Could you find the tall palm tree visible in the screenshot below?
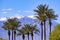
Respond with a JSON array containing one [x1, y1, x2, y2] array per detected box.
[[2, 21, 11, 40], [34, 4, 48, 40], [46, 9, 58, 35], [7, 18, 21, 40], [17, 29, 26, 40]]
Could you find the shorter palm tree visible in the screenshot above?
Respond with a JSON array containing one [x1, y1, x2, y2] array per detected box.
[[23, 24, 30, 40], [17, 28, 26, 40], [12, 18, 21, 40], [30, 25, 40, 40], [23, 24, 40, 40], [2, 21, 11, 40], [7, 18, 21, 40]]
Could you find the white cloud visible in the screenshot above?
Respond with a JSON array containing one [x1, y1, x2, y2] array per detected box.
[[17, 10, 21, 13], [2, 9, 6, 11], [7, 8, 12, 11], [28, 15, 36, 19], [2, 11, 8, 14], [24, 10, 33, 13], [10, 14, 24, 19], [2, 8, 12, 11], [0, 17, 7, 21], [0, 8, 12, 14]]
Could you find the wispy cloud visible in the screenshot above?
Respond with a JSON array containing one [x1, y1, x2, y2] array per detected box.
[[17, 10, 34, 13], [7, 8, 12, 11], [2, 8, 12, 11], [17, 10, 21, 13], [2, 11, 8, 14], [24, 10, 33, 13], [0, 17, 7, 21], [10, 14, 24, 19], [0, 8, 12, 14]]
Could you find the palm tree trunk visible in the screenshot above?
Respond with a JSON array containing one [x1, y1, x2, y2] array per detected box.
[[22, 34, 25, 40], [27, 32, 29, 40], [31, 32, 33, 40], [12, 29, 13, 40], [44, 20, 46, 40], [8, 30, 10, 40], [41, 22, 43, 40], [49, 19, 52, 35], [14, 30, 16, 40]]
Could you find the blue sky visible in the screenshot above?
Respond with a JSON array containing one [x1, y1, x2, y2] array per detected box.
[[0, 0, 60, 23]]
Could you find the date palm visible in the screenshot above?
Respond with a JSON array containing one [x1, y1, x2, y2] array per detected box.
[[24, 24, 40, 40], [7, 18, 14, 40], [23, 24, 30, 40], [17, 29, 26, 40], [34, 4, 48, 40], [2, 20, 11, 40], [7, 18, 21, 40], [12, 18, 21, 40], [30, 25, 39, 40], [46, 9, 58, 35]]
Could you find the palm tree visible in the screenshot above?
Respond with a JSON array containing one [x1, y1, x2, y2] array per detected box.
[[17, 29, 26, 40], [7, 18, 14, 40], [7, 18, 21, 40], [34, 4, 48, 40], [30, 25, 39, 40], [46, 9, 58, 35], [24, 24, 40, 40], [12, 18, 21, 40], [2, 20, 11, 40], [24, 24, 30, 40]]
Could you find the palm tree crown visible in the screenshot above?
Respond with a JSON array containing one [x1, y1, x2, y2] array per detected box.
[[34, 4, 48, 40]]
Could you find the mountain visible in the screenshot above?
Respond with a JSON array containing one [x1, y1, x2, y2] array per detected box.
[[0, 17, 58, 40]]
